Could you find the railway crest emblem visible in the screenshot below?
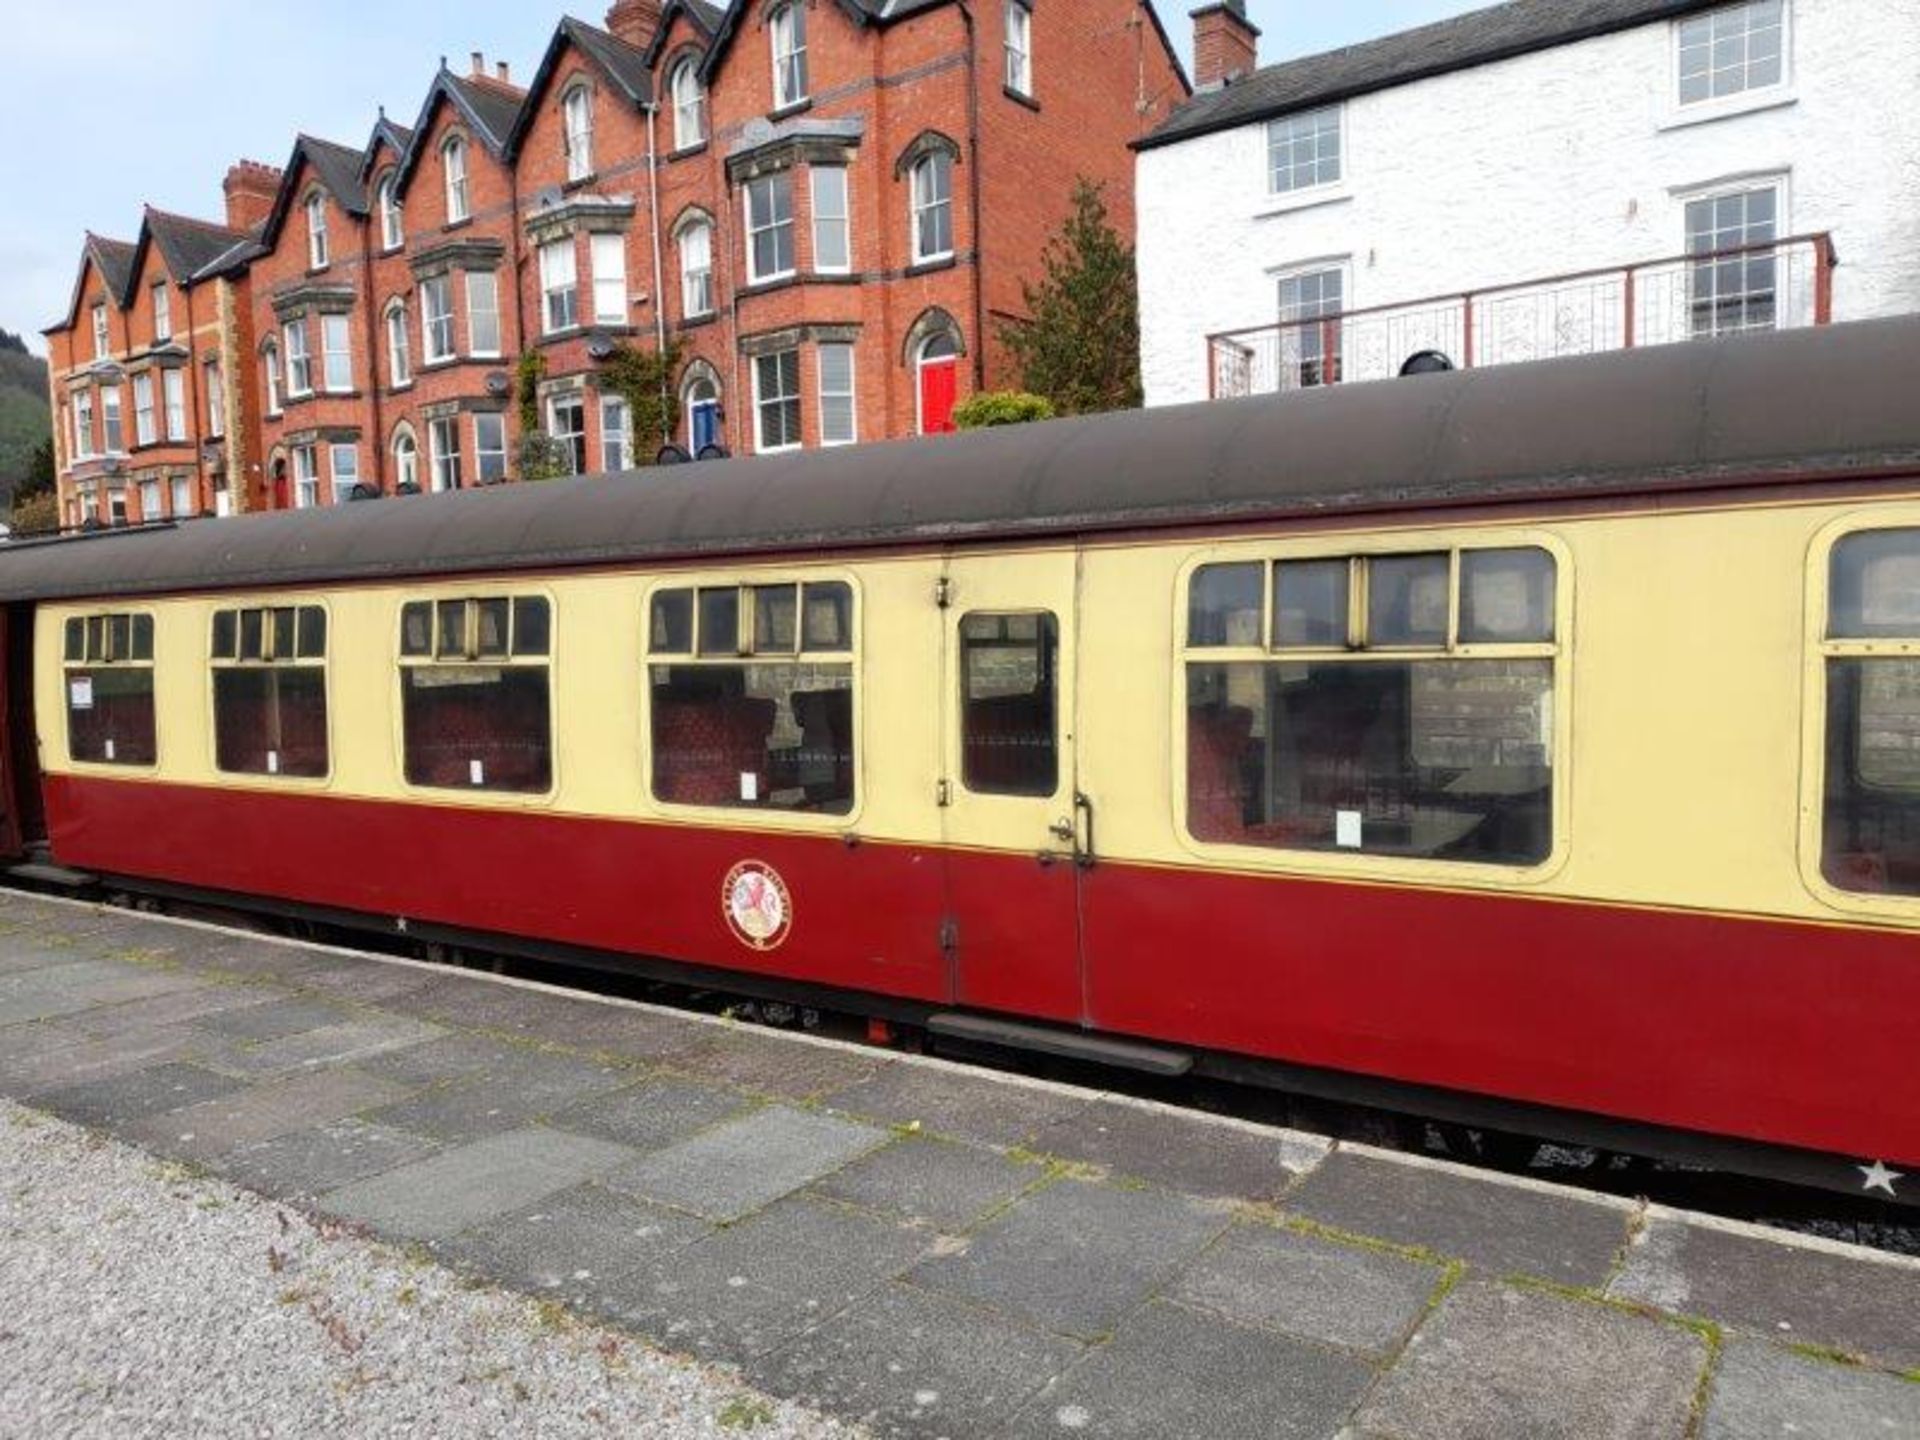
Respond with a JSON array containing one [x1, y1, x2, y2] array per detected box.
[[722, 860, 793, 951]]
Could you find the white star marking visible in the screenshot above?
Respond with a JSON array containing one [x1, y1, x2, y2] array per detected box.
[[1857, 1160, 1903, 1196]]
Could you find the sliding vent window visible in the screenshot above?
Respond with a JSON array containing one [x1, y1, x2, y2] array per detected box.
[[647, 580, 854, 813], [399, 596, 552, 793], [210, 605, 329, 777], [960, 612, 1059, 796], [1184, 548, 1557, 866], [1820, 528, 1920, 896], [64, 612, 156, 766]]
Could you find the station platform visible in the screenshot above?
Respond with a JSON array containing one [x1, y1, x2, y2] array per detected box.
[[1, 890, 1916, 1439]]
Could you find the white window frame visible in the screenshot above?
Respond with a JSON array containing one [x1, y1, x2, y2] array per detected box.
[[591, 232, 628, 325], [379, 174, 404, 250], [1004, 0, 1032, 96], [206, 361, 225, 438], [263, 342, 283, 416], [1673, 0, 1789, 112], [770, 2, 808, 109], [139, 477, 161, 521], [162, 368, 186, 442], [564, 85, 594, 182], [73, 391, 94, 458], [101, 386, 124, 454], [541, 239, 580, 334], [151, 282, 171, 342], [910, 153, 954, 264], [393, 428, 420, 491], [444, 135, 470, 223], [292, 443, 320, 508], [547, 393, 587, 475], [284, 322, 312, 398], [744, 173, 795, 284], [170, 474, 194, 517], [386, 301, 412, 386], [466, 270, 502, 355], [428, 416, 461, 492], [306, 192, 330, 269], [600, 393, 630, 471], [1678, 173, 1789, 336], [421, 276, 456, 362], [132, 373, 156, 447], [321, 313, 353, 393], [817, 341, 855, 447], [679, 219, 714, 318], [1265, 104, 1344, 198], [328, 442, 361, 502], [670, 59, 706, 149], [811, 166, 850, 274], [91, 303, 109, 359], [473, 412, 508, 484], [752, 347, 802, 454], [1271, 261, 1348, 390]]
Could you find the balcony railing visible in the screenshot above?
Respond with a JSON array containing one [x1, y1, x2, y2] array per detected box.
[[1206, 233, 1837, 400]]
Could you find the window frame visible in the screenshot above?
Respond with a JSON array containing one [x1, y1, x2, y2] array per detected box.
[[563, 84, 595, 182], [428, 415, 462, 491], [284, 320, 312, 398], [394, 587, 560, 802], [421, 275, 457, 363], [206, 360, 225, 437], [132, 372, 156, 447], [679, 218, 715, 318], [548, 393, 587, 475], [379, 173, 405, 250], [600, 393, 630, 472], [466, 269, 503, 356], [909, 153, 954, 264], [162, 367, 187, 442], [752, 347, 802, 454], [540, 238, 580, 334], [473, 412, 508, 484], [641, 569, 863, 825], [60, 607, 160, 771], [769, 1, 808, 109], [1673, 0, 1788, 112], [744, 173, 796, 284], [810, 165, 850, 274], [443, 135, 470, 223], [263, 341, 283, 416], [1004, 0, 1032, 96], [590, 232, 628, 326], [817, 341, 855, 447], [306, 192, 330, 269], [206, 599, 335, 785], [670, 58, 706, 149], [386, 299, 413, 386], [320, 313, 353, 393], [1173, 530, 1573, 885], [1265, 104, 1345, 198], [151, 281, 171, 342]]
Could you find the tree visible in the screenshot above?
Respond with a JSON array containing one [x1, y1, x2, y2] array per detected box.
[[999, 179, 1142, 417], [14, 436, 54, 503]]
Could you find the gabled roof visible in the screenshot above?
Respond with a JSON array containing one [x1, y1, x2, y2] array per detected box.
[[259, 134, 372, 248], [395, 64, 528, 191], [128, 208, 253, 296], [506, 17, 654, 157], [1140, 0, 1726, 150], [359, 113, 416, 182], [44, 233, 137, 334]]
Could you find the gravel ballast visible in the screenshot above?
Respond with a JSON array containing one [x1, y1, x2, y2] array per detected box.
[[0, 1099, 862, 1439]]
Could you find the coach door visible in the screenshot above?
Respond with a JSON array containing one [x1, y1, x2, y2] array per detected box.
[[937, 550, 1085, 1023]]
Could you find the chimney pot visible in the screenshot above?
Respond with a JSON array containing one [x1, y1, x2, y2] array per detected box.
[[496, 60, 511, 83], [1190, 0, 1260, 90], [471, 50, 485, 76]]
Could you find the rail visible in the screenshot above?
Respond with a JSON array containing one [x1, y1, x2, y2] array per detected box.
[[1206, 232, 1838, 399]]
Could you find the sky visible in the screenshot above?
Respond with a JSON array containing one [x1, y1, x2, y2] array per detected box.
[[0, 0, 1492, 354]]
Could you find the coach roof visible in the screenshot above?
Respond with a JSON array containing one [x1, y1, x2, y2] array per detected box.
[[4, 317, 1919, 604]]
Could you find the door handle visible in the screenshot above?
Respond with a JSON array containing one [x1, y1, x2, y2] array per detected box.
[[1074, 791, 1096, 870]]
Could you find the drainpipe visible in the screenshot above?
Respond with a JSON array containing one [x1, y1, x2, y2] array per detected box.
[[956, 0, 986, 392], [358, 214, 386, 490], [183, 277, 203, 510], [645, 101, 671, 446]]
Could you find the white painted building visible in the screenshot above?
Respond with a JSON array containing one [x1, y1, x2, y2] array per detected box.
[[1137, 0, 1920, 406]]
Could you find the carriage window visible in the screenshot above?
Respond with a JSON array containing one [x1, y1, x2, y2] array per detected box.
[[64, 611, 157, 766], [1820, 528, 1920, 896], [647, 580, 854, 814], [961, 612, 1058, 796], [1186, 547, 1558, 866], [398, 596, 552, 793], [211, 605, 329, 777]]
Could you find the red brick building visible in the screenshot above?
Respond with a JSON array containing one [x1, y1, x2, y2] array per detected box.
[[46, 0, 1186, 522]]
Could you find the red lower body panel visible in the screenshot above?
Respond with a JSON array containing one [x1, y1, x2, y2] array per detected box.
[[45, 774, 1920, 1168]]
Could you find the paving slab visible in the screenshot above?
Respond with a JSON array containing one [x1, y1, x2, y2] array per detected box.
[[1282, 1148, 1631, 1284], [362, 1049, 636, 1143], [1610, 1215, 1920, 1372], [34, 1060, 248, 1129], [1028, 1097, 1307, 1201], [549, 1076, 753, 1151], [605, 1105, 889, 1222], [190, 994, 358, 1043], [207, 1014, 446, 1079], [491, 993, 712, 1063], [433, 1182, 711, 1310], [753, 1279, 1084, 1439], [1353, 1281, 1708, 1440], [822, 1062, 1092, 1149], [65, 981, 279, 1037], [0, 1023, 204, 1096], [347, 1032, 526, 1087], [318, 1126, 636, 1240], [595, 1195, 931, 1363], [1702, 1338, 1920, 1439], [910, 1178, 1228, 1339], [670, 1032, 889, 1102], [0, 961, 193, 1026], [1171, 1220, 1445, 1357], [1006, 1299, 1375, 1440], [811, 1136, 1040, 1231], [286, 959, 441, 1004], [124, 1067, 414, 1162], [216, 1117, 444, 1201]]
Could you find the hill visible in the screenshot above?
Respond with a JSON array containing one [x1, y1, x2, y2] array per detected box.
[[0, 330, 51, 507]]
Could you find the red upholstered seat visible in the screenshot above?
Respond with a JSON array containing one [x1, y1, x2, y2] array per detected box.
[[1187, 704, 1254, 841], [653, 696, 776, 804]]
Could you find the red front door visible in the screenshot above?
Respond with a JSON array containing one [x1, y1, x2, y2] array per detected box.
[[919, 359, 958, 434]]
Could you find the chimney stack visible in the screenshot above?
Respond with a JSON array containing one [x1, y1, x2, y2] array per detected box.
[[1191, 0, 1260, 90], [606, 0, 664, 50], [223, 160, 283, 233], [470, 50, 485, 77], [496, 60, 512, 84]]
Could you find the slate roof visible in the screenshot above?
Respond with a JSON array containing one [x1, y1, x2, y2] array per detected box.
[[88, 235, 138, 299], [143, 209, 252, 287], [1139, 0, 1729, 150], [507, 18, 653, 155], [359, 114, 416, 180], [300, 135, 374, 215], [446, 72, 528, 152]]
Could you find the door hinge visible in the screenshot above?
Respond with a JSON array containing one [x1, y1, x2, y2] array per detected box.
[[937, 915, 959, 956], [934, 576, 952, 609], [936, 779, 952, 807]]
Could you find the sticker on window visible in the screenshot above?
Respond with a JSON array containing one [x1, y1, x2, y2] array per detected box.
[[740, 771, 759, 802], [1335, 809, 1363, 849], [469, 759, 485, 787], [69, 677, 94, 711]]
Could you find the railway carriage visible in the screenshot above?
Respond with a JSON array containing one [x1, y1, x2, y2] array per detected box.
[[2, 317, 1918, 1203]]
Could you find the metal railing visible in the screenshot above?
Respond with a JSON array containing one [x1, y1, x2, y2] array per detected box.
[[1206, 233, 1837, 399]]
